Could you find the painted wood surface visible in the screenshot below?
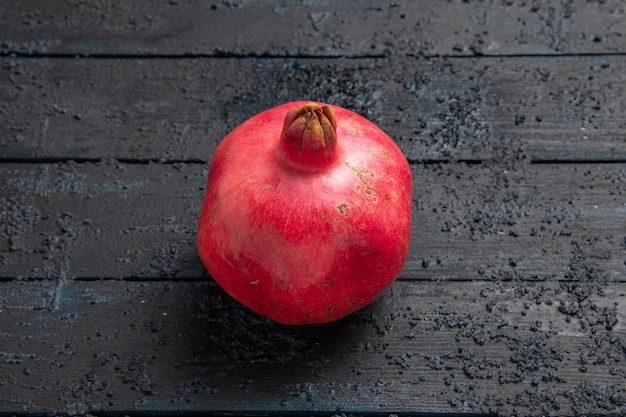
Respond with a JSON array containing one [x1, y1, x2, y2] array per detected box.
[[1, 0, 625, 57], [2, 279, 626, 416], [1, 161, 625, 282], [1, 1, 626, 416], [2, 56, 626, 163]]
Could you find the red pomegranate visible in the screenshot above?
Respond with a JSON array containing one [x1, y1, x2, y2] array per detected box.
[[197, 101, 412, 325]]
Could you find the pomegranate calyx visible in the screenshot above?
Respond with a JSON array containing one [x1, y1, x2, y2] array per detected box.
[[279, 102, 337, 171]]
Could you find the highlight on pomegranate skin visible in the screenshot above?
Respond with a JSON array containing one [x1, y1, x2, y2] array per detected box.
[[197, 101, 413, 325]]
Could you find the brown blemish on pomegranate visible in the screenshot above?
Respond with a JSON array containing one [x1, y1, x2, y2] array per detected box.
[[345, 162, 378, 201], [337, 202, 349, 215]]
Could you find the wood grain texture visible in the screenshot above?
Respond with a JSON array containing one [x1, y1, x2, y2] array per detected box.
[[2, 161, 624, 281], [2, 56, 626, 163], [1, 279, 625, 416], [2, 1, 626, 416], [1, 0, 624, 57]]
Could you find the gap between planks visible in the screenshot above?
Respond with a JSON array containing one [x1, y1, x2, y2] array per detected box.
[[4, 51, 626, 60]]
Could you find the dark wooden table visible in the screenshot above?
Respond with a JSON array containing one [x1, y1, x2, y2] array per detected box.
[[1, 1, 625, 416]]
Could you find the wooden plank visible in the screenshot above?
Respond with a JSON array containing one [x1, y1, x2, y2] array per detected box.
[[481, 56, 626, 163], [2, 161, 624, 281], [0, 56, 495, 163], [3, 55, 626, 164], [1, 279, 625, 416], [0, 161, 207, 280], [1, 0, 624, 57]]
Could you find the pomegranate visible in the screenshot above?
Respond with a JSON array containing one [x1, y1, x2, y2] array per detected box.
[[197, 101, 412, 325]]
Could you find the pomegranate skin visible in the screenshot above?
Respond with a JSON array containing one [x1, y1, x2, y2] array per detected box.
[[197, 101, 412, 325]]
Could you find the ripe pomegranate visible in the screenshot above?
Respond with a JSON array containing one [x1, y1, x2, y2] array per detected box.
[[197, 101, 412, 325]]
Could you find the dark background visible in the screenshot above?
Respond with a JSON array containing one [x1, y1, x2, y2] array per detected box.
[[1, 1, 625, 416]]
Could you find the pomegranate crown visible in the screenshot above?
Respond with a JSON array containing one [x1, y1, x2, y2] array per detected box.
[[278, 102, 337, 171]]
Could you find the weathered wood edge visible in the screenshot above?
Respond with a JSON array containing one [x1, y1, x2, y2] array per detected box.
[[2, 161, 624, 282], [1, 1, 624, 57], [2, 55, 626, 163], [1, 279, 624, 416]]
